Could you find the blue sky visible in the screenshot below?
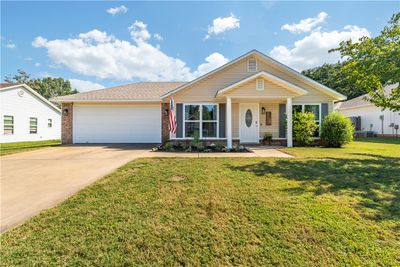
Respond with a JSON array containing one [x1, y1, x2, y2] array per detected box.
[[1, 1, 398, 91]]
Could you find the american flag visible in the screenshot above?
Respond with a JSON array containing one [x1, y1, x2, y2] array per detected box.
[[168, 98, 177, 134]]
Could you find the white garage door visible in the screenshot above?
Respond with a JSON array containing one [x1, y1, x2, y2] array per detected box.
[[73, 105, 161, 143]]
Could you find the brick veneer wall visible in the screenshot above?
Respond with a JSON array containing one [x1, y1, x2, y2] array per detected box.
[[61, 103, 73, 144], [161, 103, 170, 143]]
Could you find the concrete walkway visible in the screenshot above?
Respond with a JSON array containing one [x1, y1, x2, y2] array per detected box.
[[0, 145, 291, 232]]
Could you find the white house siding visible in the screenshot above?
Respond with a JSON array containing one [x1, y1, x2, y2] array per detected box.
[[0, 86, 61, 143], [338, 105, 400, 135]]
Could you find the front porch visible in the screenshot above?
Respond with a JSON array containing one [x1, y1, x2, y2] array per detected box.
[[226, 97, 293, 148]]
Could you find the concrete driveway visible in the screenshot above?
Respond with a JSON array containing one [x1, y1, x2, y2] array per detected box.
[[0, 144, 152, 232]]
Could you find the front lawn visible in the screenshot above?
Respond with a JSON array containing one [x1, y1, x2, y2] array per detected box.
[[0, 140, 60, 156], [1, 139, 399, 265]]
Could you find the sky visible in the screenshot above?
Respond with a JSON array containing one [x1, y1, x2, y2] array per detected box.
[[1, 1, 398, 92]]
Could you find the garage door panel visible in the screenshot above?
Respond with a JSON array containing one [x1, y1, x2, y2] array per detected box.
[[73, 105, 161, 143]]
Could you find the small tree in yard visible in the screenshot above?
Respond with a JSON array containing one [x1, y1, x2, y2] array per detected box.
[[321, 112, 354, 148], [293, 112, 318, 146]]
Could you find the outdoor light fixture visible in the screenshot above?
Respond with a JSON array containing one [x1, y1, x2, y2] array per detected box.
[[63, 108, 69, 116], [261, 107, 266, 114], [164, 109, 169, 116]]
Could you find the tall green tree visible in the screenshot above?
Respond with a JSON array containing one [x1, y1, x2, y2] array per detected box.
[[4, 70, 78, 99], [27, 78, 78, 99], [330, 12, 400, 111], [301, 62, 366, 99]]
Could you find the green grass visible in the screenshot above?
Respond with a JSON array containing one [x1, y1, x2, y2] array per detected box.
[[1, 139, 399, 265], [0, 140, 60, 156]]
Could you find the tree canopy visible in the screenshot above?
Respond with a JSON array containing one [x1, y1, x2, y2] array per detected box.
[[331, 12, 400, 111], [4, 70, 78, 100]]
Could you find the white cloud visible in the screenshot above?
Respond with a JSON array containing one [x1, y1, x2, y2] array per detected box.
[[32, 24, 227, 82], [79, 29, 114, 43], [153, 33, 163, 41], [205, 13, 240, 39], [106, 5, 128, 16], [270, 25, 370, 71], [281, 12, 328, 34], [193, 53, 229, 77], [24, 57, 33, 61], [34, 62, 41, 67], [6, 43, 16, 49], [69, 79, 105, 92], [128, 20, 151, 43]]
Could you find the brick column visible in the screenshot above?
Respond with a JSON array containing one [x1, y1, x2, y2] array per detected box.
[[61, 103, 73, 144], [161, 103, 170, 143]]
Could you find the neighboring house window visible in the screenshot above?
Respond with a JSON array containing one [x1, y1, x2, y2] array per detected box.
[[256, 79, 264, 91], [48, 119, 52, 128], [248, 59, 257, 72], [3, 115, 14, 135], [292, 104, 321, 136], [184, 104, 218, 138], [30, 117, 38, 134]]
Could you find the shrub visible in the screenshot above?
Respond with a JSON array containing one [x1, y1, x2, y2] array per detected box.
[[321, 112, 354, 147], [293, 112, 318, 146]]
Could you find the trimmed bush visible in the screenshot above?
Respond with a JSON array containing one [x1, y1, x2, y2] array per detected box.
[[293, 112, 318, 146], [321, 112, 354, 147]]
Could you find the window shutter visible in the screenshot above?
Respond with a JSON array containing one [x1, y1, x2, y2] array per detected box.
[[176, 103, 183, 138], [279, 104, 286, 138], [321, 103, 328, 122], [256, 79, 264, 90], [248, 59, 257, 72], [219, 104, 226, 138]]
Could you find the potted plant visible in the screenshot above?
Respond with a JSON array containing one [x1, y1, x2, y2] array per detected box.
[[262, 133, 273, 145]]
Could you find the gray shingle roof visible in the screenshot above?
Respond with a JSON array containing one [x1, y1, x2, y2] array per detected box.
[[52, 82, 186, 102], [336, 84, 398, 110]]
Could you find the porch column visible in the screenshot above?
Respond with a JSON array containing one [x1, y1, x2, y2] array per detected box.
[[226, 97, 232, 149], [286, 97, 293, 147]]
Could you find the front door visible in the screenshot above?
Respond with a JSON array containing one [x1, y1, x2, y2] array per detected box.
[[240, 103, 259, 143]]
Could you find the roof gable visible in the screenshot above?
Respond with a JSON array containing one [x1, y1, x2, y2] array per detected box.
[[163, 49, 346, 101], [0, 84, 61, 113]]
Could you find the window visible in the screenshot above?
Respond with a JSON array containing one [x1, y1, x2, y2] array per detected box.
[[265, 112, 272, 126], [248, 59, 257, 72], [3, 115, 14, 135], [256, 79, 264, 90], [292, 104, 320, 137], [48, 119, 52, 128], [184, 104, 218, 138], [30, 117, 38, 134]]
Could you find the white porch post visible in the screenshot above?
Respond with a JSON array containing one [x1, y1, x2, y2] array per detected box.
[[286, 97, 293, 147], [226, 97, 232, 149]]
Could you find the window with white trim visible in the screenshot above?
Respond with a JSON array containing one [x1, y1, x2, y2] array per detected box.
[[184, 104, 218, 138], [293, 104, 320, 137], [256, 79, 264, 90], [3, 115, 14, 135], [30, 117, 38, 134], [248, 59, 257, 72]]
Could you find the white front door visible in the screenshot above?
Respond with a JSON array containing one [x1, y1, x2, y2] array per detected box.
[[240, 103, 259, 143]]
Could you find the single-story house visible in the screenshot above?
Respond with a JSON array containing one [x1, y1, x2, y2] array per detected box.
[[53, 50, 346, 147], [0, 83, 61, 143], [335, 84, 400, 136]]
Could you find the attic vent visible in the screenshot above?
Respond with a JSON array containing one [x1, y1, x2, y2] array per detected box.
[[256, 79, 264, 91], [248, 59, 257, 72]]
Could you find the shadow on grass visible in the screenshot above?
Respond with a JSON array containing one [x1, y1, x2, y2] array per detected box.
[[228, 154, 400, 226]]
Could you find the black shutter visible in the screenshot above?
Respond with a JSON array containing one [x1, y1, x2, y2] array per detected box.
[[176, 103, 183, 138], [321, 103, 328, 122], [219, 104, 226, 138], [279, 104, 286, 138]]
